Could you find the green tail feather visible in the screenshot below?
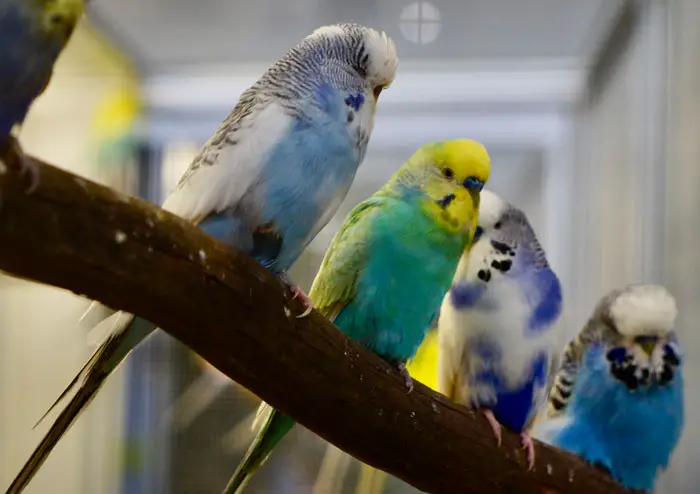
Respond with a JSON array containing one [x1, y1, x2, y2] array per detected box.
[[223, 405, 296, 494]]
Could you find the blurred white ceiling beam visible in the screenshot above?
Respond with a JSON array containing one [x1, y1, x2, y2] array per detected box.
[[142, 57, 585, 114]]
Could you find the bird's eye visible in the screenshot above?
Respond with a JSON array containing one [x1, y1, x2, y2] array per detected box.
[[443, 168, 454, 179], [493, 221, 502, 229], [373, 85, 383, 99], [463, 176, 485, 191]]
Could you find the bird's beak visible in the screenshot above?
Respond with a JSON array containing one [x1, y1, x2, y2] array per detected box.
[[640, 341, 656, 357]]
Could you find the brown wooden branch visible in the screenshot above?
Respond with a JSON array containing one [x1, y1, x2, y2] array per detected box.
[[0, 154, 632, 494]]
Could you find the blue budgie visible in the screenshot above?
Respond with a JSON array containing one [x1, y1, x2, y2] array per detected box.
[[0, 0, 85, 192], [437, 189, 564, 470], [533, 284, 684, 492], [6, 23, 398, 494]]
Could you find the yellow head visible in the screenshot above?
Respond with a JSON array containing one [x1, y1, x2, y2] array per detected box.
[[39, 0, 85, 40], [384, 139, 491, 240]]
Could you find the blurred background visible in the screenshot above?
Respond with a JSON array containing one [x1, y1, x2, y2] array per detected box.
[[1, 0, 698, 492]]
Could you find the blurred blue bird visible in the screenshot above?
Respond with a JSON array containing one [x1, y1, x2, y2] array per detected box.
[[437, 189, 564, 470], [0, 0, 85, 191], [533, 284, 685, 492], [6, 23, 398, 494]]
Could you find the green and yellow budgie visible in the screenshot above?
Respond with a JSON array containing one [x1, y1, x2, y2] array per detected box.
[[225, 138, 491, 493]]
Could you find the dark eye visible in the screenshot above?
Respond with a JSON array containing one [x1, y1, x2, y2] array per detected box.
[[443, 168, 454, 179], [373, 86, 383, 99], [463, 176, 484, 191], [493, 221, 502, 229]]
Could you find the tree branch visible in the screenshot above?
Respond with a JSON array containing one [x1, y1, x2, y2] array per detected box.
[[0, 154, 631, 494]]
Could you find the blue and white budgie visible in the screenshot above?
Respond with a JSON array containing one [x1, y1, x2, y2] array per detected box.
[[437, 189, 563, 470], [6, 23, 398, 494], [0, 0, 86, 192], [533, 284, 684, 492]]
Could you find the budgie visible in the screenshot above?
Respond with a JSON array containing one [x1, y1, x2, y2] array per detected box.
[[437, 189, 563, 470], [533, 284, 684, 492], [6, 23, 398, 494], [0, 0, 85, 192], [225, 138, 491, 494]]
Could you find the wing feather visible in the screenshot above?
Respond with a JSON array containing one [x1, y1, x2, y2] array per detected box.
[[308, 198, 383, 322]]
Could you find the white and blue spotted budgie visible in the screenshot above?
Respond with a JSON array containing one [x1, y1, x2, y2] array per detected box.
[[7, 23, 398, 494], [437, 189, 564, 470], [533, 284, 684, 492]]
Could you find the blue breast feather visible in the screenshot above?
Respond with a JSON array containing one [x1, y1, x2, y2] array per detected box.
[[198, 82, 361, 273], [450, 266, 561, 431], [547, 344, 685, 492], [449, 266, 561, 335], [471, 343, 549, 432], [333, 197, 464, 364], [526, 268, 562, 333]]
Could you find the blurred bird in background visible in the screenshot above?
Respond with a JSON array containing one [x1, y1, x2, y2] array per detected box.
[[225, 139, 490, 494], [437, 189, 564, 470], [0, 0, 86, 192], [533, 284, 685, 492], [6, 22, 398, 494]]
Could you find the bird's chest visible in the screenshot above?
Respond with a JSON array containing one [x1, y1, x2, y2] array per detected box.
[[345, 102, 374, 163], [0, 10, 58, 96], [349, 217, 461, 361]]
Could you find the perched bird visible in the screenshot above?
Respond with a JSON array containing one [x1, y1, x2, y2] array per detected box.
[[6, 23, 398, 494], [533, 284, 684, 492], [437, 190, 563, 470], [0, 0, 86, 191], [225, 138, 491, 493]]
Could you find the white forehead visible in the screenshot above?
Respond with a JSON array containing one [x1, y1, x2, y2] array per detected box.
[[609, 285, 678, 337], [478, 189, 507, 228], [309, 25, 398, 85]]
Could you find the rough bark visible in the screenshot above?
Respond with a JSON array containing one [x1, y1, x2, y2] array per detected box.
[[0, 153, 632, 494]]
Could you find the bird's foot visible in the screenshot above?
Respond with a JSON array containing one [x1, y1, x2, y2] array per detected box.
[[277, 272, 313, 318], [395, 362, 414, 393], [520, 431, 536, 471], [481, 409, 502, 447], [4, 135, 39, 194]]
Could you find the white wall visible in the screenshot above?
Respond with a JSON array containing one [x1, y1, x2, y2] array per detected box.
[[658, 0, 700, 491], [568, 1, 668, 329], [570, 1, 698, 491], [0, 24, 139, 494]]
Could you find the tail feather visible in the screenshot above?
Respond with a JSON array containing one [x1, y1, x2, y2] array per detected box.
[[6, 312, 155, 494], [7, 374, 104, 494], [223, 403, 296, 494], [33, 311, 137, 429]]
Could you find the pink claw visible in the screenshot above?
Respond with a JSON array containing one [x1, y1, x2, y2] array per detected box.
[[521, 431, 536, 471], [396, 362, 414, 393], [482, 409, 502, 447], [289, 284, 313, 318]]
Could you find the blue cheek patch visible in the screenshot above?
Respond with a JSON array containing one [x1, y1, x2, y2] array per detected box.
[[606, 347, 628, 365], [344, 93, 365, 111]]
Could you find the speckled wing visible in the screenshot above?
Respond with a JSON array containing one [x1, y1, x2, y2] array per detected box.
[[545, 319, 602, 418], [308, 197, 384, 322], [161, 99, 293, 225]]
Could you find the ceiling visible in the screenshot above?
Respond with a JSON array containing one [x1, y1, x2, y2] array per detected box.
[[88, 0, 623, 72]]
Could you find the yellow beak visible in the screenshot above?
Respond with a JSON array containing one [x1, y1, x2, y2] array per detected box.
[[640, 341, 656, 357]]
